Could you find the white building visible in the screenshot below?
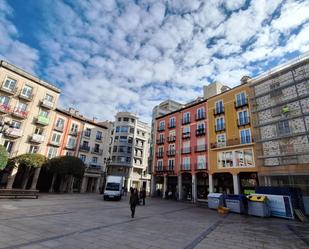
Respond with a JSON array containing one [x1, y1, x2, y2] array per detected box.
[[108, 112, 151, 192]]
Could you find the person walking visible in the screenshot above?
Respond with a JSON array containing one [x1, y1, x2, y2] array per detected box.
[[140, 187, 146, 206], [129, 188, 138, 218]]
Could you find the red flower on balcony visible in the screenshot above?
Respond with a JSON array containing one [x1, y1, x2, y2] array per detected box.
[[14, 109, 28, 118], [0, 104, 10, 112]]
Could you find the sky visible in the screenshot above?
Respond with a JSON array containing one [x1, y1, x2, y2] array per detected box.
[[0, 0, 309, 124]]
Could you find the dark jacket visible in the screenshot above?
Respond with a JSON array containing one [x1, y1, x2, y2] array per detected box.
[[130, 193, 138, 206], [140, 189, 146, 198]]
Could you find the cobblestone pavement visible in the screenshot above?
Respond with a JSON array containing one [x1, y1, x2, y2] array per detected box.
[[0, 194, 308, 249]]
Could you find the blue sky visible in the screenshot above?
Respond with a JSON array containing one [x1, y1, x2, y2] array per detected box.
[[0, 0, 309, 123]]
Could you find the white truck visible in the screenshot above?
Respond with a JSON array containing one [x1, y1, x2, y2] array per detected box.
[[103, 176, 124, 201]]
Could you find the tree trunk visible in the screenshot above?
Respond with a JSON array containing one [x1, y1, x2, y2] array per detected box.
[[21, 167, 30, 189], [30, 167, 41, 190], [68, 175, 74, 193], [6, 167, 18, 189], [60, 175, 68, 193], [49, 173, 56, 193]]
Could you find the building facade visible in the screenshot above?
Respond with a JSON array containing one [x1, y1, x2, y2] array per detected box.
[[207, 81, 258, 195], [108, 112, 151, 192], [47, 108, 109, 193], [153, 99, 208, 202], [0, 60, 60, 157], [249, 54, 309, 195]]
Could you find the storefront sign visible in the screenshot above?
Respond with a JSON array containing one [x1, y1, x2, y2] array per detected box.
[[251, 194, 294, 219]]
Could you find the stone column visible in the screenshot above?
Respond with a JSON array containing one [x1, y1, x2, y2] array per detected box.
[[21, 167, 31, 189], [126, 177, 131, 190], [192, 173, 197, 203], [233, 174, 240, 195], [208, 174, 214, 193], [49, 173, 56, 193], [178, 174, 182, 201], [95, 177, 100, 193], [6, 167, 18, 189], [30, 167, 41, 190], [150, 175, 156, 197], [163, 174, 167, 199], [80, 176, 88, 193]]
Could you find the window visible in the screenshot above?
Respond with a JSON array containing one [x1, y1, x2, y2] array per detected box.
[[66, 151, 73, 156], [0, 95, 10, 105], [11, 120, 21, 129], [34, 127, 43, 135], [182, 157, 190, 170], [29, 145, 39, 154], [218, 149, 254, 168], [119, 136, 127, 142], [277, 120, 291, 135], [84, 128, 91, 137], [168, 159, 174, 170], [82, 140, 89, 147], [197, 107, 205, 119], [197, 155, 206, 169], [51, 132, 61, 145], [123, 117, 129, 122], [182, 141, 190, 153], [197, 122, 205, 132], [235, 92, 247, 107], [131, 118, 135, 123], [113, 146, 117, 152], [4, 140, 14, 153], [39, 109, 48, 117], [157, 160, 163, 171], [21, 85, 33, 98], [159, 121, 165, 130], [47, 147, 57, 159], [16, 102, 28, 112], [183, 126, 190, 134], [44, 94, 54, 103], [56, 118, 65, 129], [120, 126, 129, 132], [240, 129, 251, 144], [169, 117, 176, 127], [71, 123, 78, 133], [216, 117, 225, 131], [196, 138, 206, 151], [238, 110, 249, 125], [114, 136, 119, 141], [118, 117, 121, 122], [168, 143, 175, 151], [183, 112, 190, 124], [217, 134, 226, 147], [96, 131, 102, 140], [128, 137, 133, 143], [159, 133, 164, 143], [115, 126, 120, 132], [129, 127, 134, 133], [92, 157, 98, 164], [67, 137, 76, 148], [3, 78, 16, 91], [270, 82, 282, 97], [215, 100, 224, 113]]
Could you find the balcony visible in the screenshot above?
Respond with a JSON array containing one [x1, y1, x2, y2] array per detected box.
[[165, 166, 174, 173], [79, 145, 90, 152], [195, 144, 207, 152], [156, 152, 164, 158], [96, 136, 103, 142], [181, 164, 191, 171], [181, 147, 191, 154], [0, 104, 11, 114], [237, 117, 250, 127], [157, 126, 165, 132], [41, 99, 54, 109], [108, 160, 132, 167], [19, 92, 33, 102], [83, 131, 91, 138], [235, 98, 248, 108], [195, 112, 206, 121], [156, 138, 165, 145], [4, 128, 22, 138], [12, 108, 28, 119], [30, 134, 45, 143], [36, 115, 50, 125], [182, 118, 190, 125], [49, 140, 60, 147], [167, 150, 176, 157], [91, 148, 103, 155], [66, 144, 76, 150], [210, 138, 253, 149], [182, 132, 190, 139], [0, 85, 17, 95], [168, 136, 176, 142], [194, 163, 207, 171], [168, 123, 176, 129], [86, 164, 102, 172], [215, 124, 225, 132], [213, 107, 224, 116], [69, 130, 78, 136], [196, 128, 206, 136], [54, 125, 64, 132], [155, 166, 164, 172]]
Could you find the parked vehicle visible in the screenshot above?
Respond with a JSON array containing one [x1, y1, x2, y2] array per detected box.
[[103, 176, 124, 201]]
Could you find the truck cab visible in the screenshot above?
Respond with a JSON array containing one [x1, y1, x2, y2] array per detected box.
[[103, 176, 123, 201]]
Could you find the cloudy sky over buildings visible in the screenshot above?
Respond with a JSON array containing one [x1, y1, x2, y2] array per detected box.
[[0, 0, 308, 123]]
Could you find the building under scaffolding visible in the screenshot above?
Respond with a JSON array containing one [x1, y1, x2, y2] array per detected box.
[[249, 53, 309, 195]]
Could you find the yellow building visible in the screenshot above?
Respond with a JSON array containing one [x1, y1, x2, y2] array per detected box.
[[206, 80, 258, 194]]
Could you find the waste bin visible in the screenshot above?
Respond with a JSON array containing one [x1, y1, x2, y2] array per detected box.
[[225, 195, 247, 214], [247, 195, 271, 217], [208, 193, 224, 209]]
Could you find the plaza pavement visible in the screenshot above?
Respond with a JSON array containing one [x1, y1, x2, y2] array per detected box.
[[0, 194, 308, 249]]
